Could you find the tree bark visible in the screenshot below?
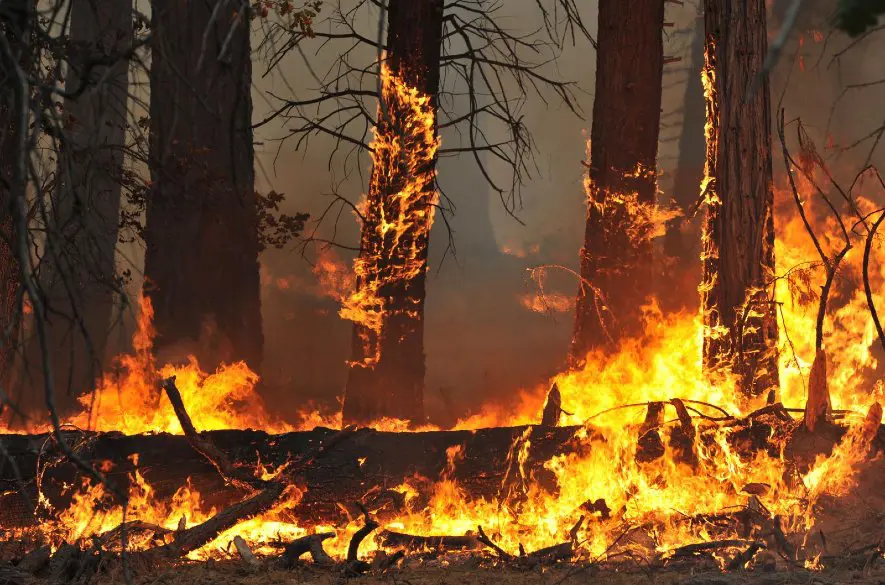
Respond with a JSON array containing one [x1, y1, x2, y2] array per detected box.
[[570, 0, 665, 364], [342, 0, 444, 426], [701, 0, 779, 398], [21, 0, 132, 415], [0, 1, 32, 392], [662, 13, 706, 310], [144, 0, 263, 374]]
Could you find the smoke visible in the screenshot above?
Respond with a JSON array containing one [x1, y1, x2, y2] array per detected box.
[[150, 0, 885, 424]]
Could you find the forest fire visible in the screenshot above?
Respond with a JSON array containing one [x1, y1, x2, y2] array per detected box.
[[2, 166, 884, 572], [2, 0, 885, 582]]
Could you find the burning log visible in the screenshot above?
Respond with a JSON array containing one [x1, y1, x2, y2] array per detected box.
[[0, 424, 583, 529]]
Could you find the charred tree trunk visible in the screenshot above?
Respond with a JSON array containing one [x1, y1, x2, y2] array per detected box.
[[22, 0, 132, 416], [570, 0, 665, 364], [0, 1, 31, 393], [701, 0, 779, 398], [342, 0, 444, 426], [662, 12, 706, 310], [144, 0, 263, 373]]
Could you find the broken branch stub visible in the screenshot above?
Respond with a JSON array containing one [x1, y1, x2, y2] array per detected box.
[[804, 349, 831, 433], [541, 383, 562, 427]]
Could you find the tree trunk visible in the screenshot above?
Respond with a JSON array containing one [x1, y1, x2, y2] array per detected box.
[[701, 0, 779, 398], [570, 0, 665, 364], [0, 1, 31, 396], [662, 13, 706, 310], [22, 0, 131, 416], [342, 0, 444, 426], [144, 0, 263, 373]]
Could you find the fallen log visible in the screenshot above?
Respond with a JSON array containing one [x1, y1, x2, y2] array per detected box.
[[0, 424, 584, 529], [2, 406, 882, 531]]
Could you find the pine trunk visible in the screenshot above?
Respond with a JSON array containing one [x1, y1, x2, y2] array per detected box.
[[144, 0, 263, 373], [0, 2, 31, 393], [701, 0, 779, 398], [22, 0, 131, 415], [570, 0, 665, 363], [342, 0, 444, 426]]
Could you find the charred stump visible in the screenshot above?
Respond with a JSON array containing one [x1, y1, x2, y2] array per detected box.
[[570, 0, 665, 362], [143, 0, 263, 373], [700, 0, 779, 398], [342, 0, 445, 426]]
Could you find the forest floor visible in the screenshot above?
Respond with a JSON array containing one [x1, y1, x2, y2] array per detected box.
[[82, 558, 885, 585]]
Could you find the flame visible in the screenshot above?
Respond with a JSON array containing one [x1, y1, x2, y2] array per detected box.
[[2, 49, 885, 569], [338, 62, 440, 368]]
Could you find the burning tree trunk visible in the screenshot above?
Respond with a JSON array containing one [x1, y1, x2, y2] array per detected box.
[[569, 0, 665, 363], [144, 0, 263, 373], [0, 2, 31, 387], [700, 0, 779, 398], [342, 0, 444, 425], [23, 0, 131, 414]]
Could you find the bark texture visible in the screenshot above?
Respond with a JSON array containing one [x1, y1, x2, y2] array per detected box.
[[342, 0, 445, 426], [23, 0, 131, 415], [0, 2, 31, 390], [570, 0, 665, 363], [144, 0, 262, 373], [701, 0, 779, 398]]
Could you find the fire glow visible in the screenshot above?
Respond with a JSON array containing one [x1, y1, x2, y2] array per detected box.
[[2, 74, 885, 574]]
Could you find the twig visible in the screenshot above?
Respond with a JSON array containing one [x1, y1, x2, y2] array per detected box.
[[347, 503, 379, 563], [476, 525, 513, 560], [863, 210, 885, 354]]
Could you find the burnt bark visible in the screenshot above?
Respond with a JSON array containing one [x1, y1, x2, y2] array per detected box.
[[143, 0, 262, 373], [342, 0, 444, 426], [662, 13, 706, 310], [570, 0, 665, 363], [21, 0, 132, 416], [701, 0, 779, 398]]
